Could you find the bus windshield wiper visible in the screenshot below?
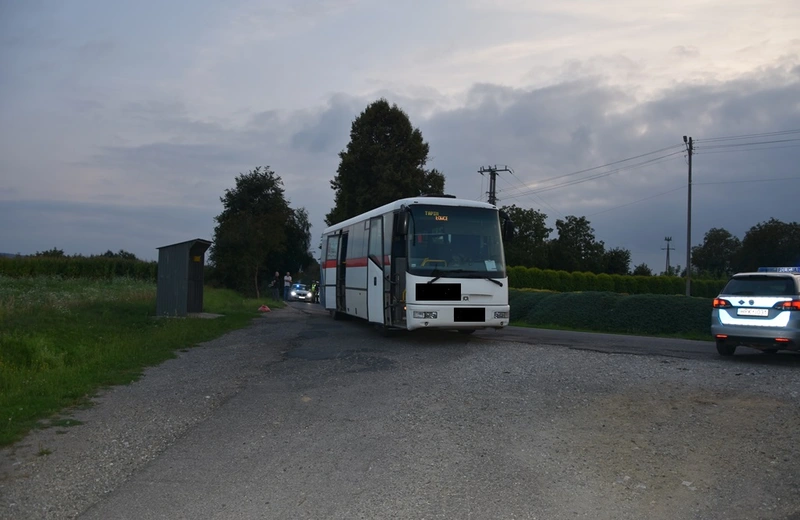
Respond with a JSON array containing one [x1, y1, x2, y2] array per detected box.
[[458, 270, 504, 287], [427, 268, 443, 284], [431, 269, 504, 287]]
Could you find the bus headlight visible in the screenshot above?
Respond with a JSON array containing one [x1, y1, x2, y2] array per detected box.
[[494, 311, 509, 319], [413, 311, 438, 319]]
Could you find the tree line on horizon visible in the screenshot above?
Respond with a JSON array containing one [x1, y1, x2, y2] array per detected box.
[[501, 206, 800, 278], [14, 248, 146, 261]]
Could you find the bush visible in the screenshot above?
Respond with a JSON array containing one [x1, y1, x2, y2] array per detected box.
[[509, 289, 554, 322], [507, 266, 528, 289], [527, 291, 621, 331], [605, 294, 710, 335], [512, 289, 712, 338], [506, 265, 726, 297]]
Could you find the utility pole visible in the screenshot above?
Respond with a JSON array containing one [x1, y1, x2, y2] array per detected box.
[[683, 136, 693, 296], [478, 165, 512, 206], [662, 236, 674, 275]]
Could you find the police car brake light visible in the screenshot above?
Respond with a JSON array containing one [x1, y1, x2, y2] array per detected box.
[[713, 298, 731, 308], [773, 300, 800, 311]]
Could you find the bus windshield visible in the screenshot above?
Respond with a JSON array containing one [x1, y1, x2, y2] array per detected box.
[[406, 204, 507, 278]]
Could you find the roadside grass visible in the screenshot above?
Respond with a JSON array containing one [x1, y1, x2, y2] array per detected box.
[[0, 276, 280, 447]]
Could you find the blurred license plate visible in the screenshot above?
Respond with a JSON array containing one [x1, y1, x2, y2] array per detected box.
[[737, 308, 768, 317]]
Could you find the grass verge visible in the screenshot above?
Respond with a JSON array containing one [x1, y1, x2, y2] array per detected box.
[[0, 276, 280, 447]]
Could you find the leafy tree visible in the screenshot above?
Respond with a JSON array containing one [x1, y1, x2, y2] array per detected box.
[[300, 258, 321, 285], [210, 166, 310, 297], [602, 247, 631, 275], [548, 216, 605, 273], [632, 263, 653, 276], [691, 227, 741, 278], [99, 249, 138, 261], [326, 99, 445, 225], [500, 204, 551, 268], [268, 207, 314, 278], [35, 248, 65, 258], [214, 210, 285, 298], [734, 218, 800, 272]]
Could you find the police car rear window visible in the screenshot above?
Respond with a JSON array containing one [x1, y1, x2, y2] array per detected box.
[[723, 276, 796, 296]]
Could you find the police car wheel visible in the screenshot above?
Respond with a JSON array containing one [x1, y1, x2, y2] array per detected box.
[[715, 340, 736, 356]]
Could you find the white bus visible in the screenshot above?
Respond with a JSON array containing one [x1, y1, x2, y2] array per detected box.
[[319, 195, 514, 332]]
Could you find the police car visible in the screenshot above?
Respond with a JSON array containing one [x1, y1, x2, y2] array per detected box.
[[289, 283, 313, 302], [711, 267, 800, 356]]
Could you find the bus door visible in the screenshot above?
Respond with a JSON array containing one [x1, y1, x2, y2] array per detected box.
[[367, 217, 384, 324], [336, 232, 348, 314], [390, 214, 407, 326], [322, 234, 340, 310]]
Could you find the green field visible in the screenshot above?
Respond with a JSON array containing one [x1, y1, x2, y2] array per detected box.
[[0, 276, 282, 447]]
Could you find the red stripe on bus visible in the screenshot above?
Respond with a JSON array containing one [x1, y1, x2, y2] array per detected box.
[[348, 257, 368, 267], [323, 256, 390, 269]]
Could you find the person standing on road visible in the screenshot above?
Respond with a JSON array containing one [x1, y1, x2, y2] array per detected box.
[[283, 272, 292, 301], [271, 271, 281, 301]]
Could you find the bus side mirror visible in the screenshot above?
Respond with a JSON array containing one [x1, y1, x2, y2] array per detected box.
[[503, 219, 515, 243], [394, 211, 409, 236]]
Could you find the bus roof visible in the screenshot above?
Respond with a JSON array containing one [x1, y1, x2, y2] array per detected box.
[[322, 196, 497, 235]]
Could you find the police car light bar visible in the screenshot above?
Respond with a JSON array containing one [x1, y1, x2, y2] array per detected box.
[[757, 267, 800, 273]]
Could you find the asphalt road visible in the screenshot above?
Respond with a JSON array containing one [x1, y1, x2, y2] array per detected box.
[[476, 318, 800, 364], [2, 303, 799, 519]]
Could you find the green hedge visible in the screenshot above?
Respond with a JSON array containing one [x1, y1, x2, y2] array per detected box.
[[507, 266, 726, 298], [510, 289, 712, 337], [0, 257, 157, 281]]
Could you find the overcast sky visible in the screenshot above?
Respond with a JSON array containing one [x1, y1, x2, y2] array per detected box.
[[2, 0, 799, 272]]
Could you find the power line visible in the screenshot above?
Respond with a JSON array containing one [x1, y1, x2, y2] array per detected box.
[[582, 173, 798, 218], [696, 128, 800, 143], [695, 143, 800, 155], [696, 137, 800, 150], [497, 170, 564, 218], [511, 144, 684, 189], [586, 186, 685, 217], [502, 150, 684, 200], [695, 176, 800, 186]]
